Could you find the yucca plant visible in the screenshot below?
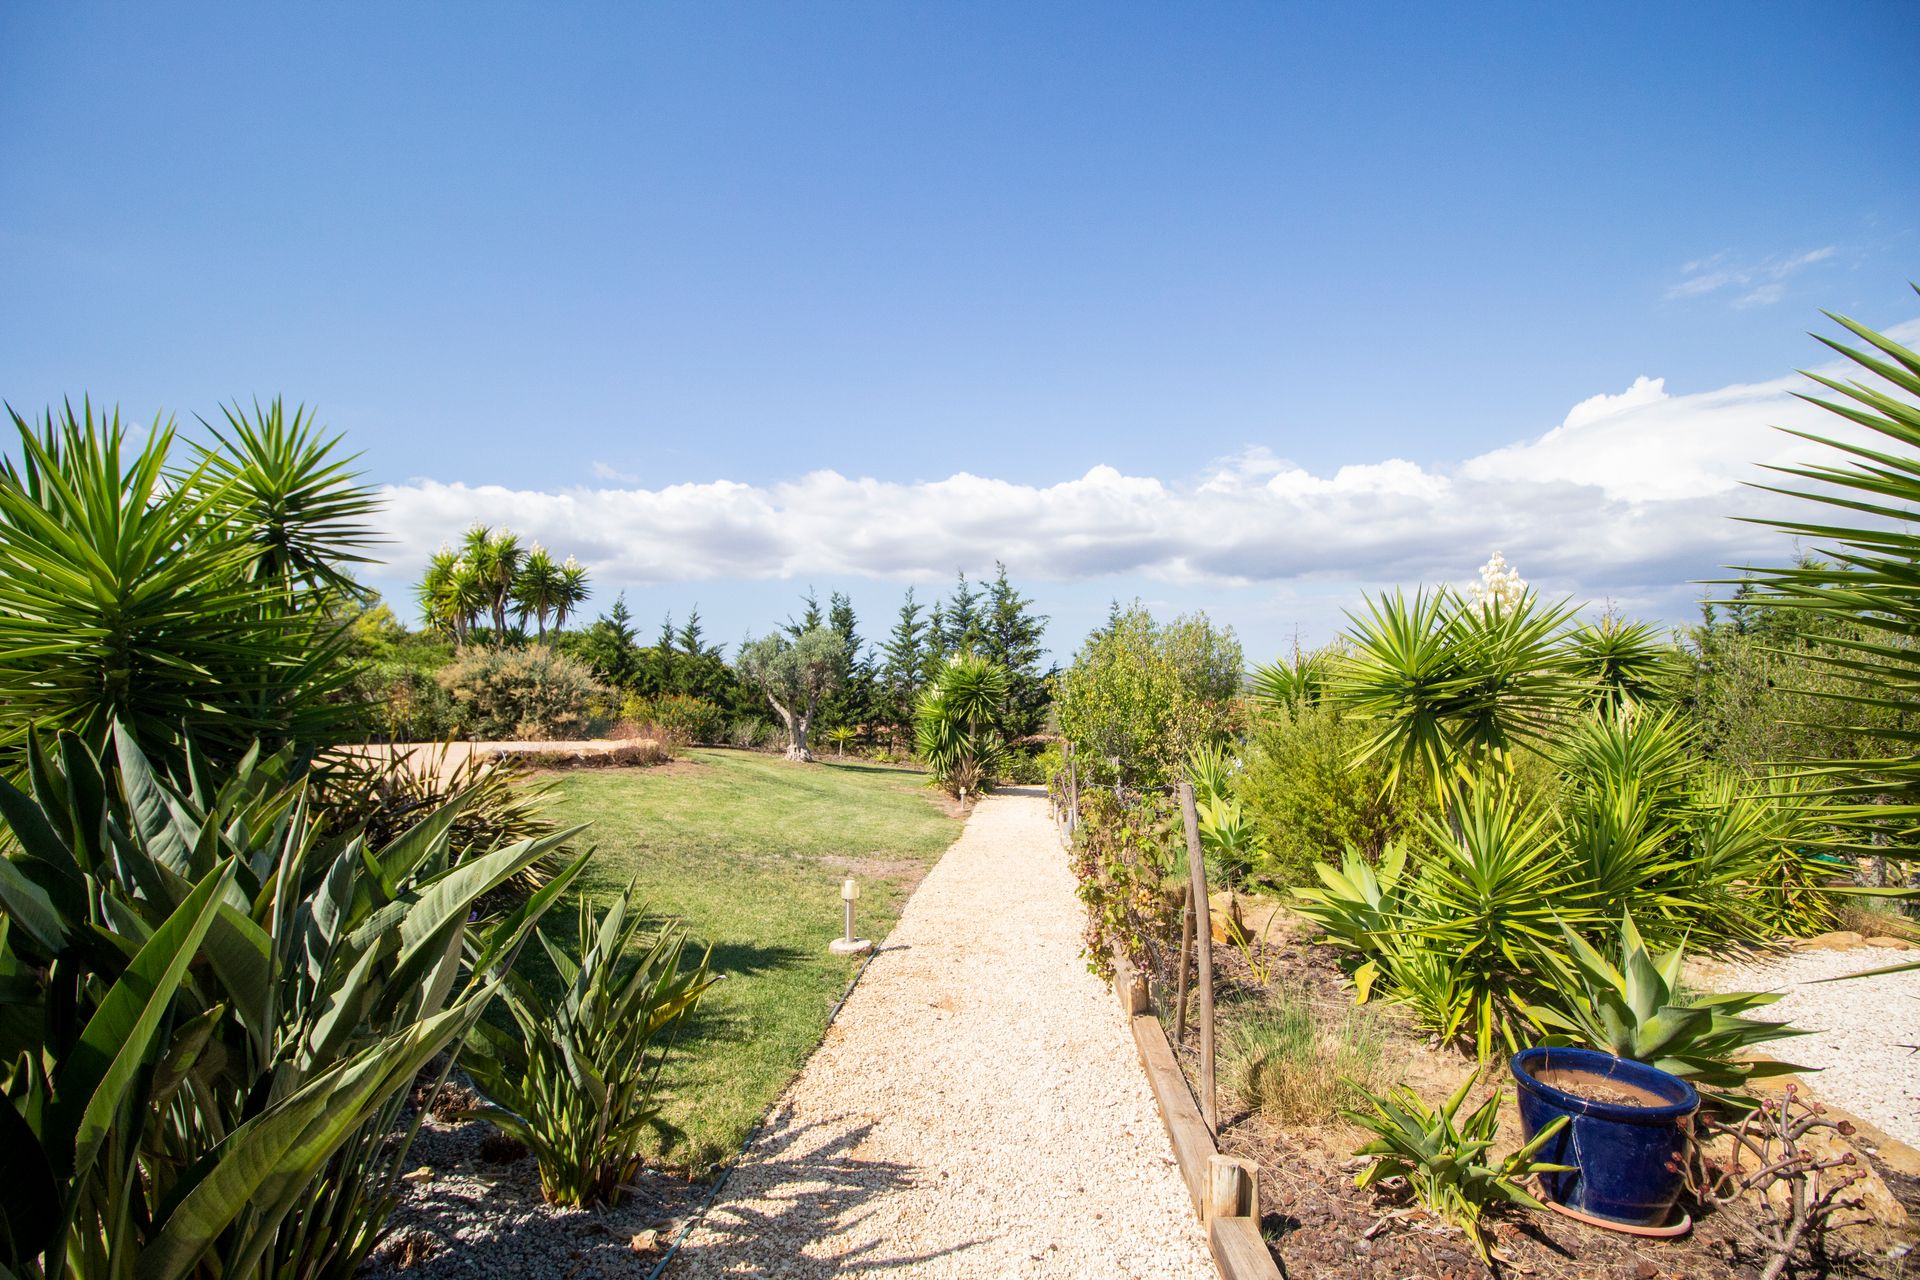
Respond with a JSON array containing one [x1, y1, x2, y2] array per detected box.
[[0, 403, 368, 771], [1401, 782, 1590, 1058], [1564, 616, 1678, 715], [1525, 914, 1808, 1099], [1736, 291, 1920, 857], [916, 654, 1010, 798], [461, 885, 719, 1206], [1293, 841, 1413, 1000], [1332, 587, 1580, 808], [1342, 1071, 1570, 1263], [0, 725, 587, 1280]]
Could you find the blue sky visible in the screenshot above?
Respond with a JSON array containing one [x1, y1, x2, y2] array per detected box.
[[3, 3, 1917, 661]]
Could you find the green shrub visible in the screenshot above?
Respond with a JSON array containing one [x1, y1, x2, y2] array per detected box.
[[727, 716, 777, 749], [1069, 788, 1183, 979], [1224, 991, 1389, 1125], [437, 643, 608, 740], [461, 886, 719, 1206], [1057, 604, 1243, 789], [622, 692, 726, 746], [1343, 1072, 1569, 1264], [1236, 698, 1436, 886], [0, 725, 584, 1280]]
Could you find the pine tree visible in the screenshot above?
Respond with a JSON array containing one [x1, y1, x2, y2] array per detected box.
[[787, 588, 825, 638], [819, 591, 870, 734], [922, 601, 950, 687], [881, 588, 928, 741], [946, 571, 983, 654], [982, 561, 1050, 740], [677, 607, 713, 657]]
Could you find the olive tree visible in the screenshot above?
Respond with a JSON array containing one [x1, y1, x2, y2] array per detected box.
[[735, 625, 843, 761]]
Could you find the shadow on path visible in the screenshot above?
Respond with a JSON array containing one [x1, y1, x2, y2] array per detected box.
[[671, 1109, 984, 1278]]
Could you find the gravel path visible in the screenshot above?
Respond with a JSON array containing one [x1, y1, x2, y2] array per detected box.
[[671, 787, 1214, 1280], [1705, 946, 1920, 1148]]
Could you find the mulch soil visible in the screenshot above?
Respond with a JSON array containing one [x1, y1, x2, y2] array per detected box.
[[1191, 915, 1920, 1280]]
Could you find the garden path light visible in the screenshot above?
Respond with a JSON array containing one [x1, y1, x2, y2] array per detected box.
[[830, 876, 873, 955]]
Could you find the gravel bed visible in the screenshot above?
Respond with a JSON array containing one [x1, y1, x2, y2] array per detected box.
[[671, 787, 1214, 1279], [356, 1090, 705, 1279], [1706, 945, 1920, 1148]]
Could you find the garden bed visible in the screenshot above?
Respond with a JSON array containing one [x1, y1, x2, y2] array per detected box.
[[1188, 906, 1920, 1280]]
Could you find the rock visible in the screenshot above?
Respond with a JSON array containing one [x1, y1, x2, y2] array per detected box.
[[400, 1166, 434, 1184], [1207, 891, 1243, 944], [629, 1229, 661, 1254], [1865, 935, 1918, 950], [1795, 930, 1866, 950]]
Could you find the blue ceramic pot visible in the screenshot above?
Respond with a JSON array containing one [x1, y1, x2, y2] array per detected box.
[[1511, 1046, 1698, 1228]]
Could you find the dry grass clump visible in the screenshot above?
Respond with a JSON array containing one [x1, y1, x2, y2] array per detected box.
[[1224, 987, 1391, 1126]]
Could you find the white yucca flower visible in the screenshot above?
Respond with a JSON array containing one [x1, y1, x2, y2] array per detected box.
[[1467, 550, 1527, 609]]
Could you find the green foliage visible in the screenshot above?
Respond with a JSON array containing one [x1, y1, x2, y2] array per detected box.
[[1236, 693, 1436, 887], [1342, 1072, 1569, 1263], [1224, 989, 1389, 1124], [417, 526, 591, 646], [736, 626, 844, 760], [0, 402, 369, 770], [1331, 587, 1580, 805], [461, 886, 718, 1206], [1565, 616, 1680, 714], [0, 725, 583, 1280], [1737, 295, 1920, 856], [437, 644, 609, 740], [312, 742, 570, 899], [1186, 743, 1267, 880], [916, 654, 1010, 797], [1525, 914, 1808, 1096], [1057, 604, 1243, 788], [623, 692, 727, 746], [1068, 788, 1182, 979], [1397, 782, 1587, 1058]]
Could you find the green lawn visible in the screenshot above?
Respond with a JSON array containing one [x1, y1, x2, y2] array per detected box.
[[540, 748, 961, 1171]]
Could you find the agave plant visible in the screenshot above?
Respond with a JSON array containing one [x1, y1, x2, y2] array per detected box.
[[1525, 914, 1808, 1097], [0, 725, 586, 1280], [1342, 1071, 1569, 1263], [461, 885, 718, 1206]]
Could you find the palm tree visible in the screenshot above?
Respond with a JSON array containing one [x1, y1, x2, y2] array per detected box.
[[514, 544, 564, 640], [461, 525, 525, 641], [554, 556, 590, 634]]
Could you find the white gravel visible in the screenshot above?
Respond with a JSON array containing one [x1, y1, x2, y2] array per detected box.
[[1705, 946, 1920, 1149], [671, 787, 1215, 1280]]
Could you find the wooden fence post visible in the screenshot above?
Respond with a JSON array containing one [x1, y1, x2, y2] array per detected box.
[[1178, 781, 1216, 1133], [1173, 880, 1193, 1042], [1065, 743, 1079, 834]]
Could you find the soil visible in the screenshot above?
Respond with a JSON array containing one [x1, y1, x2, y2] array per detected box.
[[1199, 909, 1920, 1279], [1531, 1067, 1675, 1109]]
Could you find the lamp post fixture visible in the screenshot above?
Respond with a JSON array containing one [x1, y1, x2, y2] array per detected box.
[[829, 877, 873, 955]]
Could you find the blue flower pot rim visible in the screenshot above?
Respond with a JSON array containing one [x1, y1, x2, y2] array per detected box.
[[1511, 1046, 1699, 1124]]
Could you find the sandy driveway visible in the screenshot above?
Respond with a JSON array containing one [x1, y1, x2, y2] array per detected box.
[[672, 787, 1214, 1280]]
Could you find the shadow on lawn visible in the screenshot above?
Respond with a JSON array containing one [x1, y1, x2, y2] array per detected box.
[[671, 1109, 981, 1278]]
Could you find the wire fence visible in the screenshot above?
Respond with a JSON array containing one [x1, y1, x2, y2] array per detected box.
[[1051, 742, 1220, 1131]]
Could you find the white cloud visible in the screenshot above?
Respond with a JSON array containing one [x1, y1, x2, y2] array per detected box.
[[1667, 245, 1838, 305], [590, 460, 639, 482], [372, 321, 1919, 616]]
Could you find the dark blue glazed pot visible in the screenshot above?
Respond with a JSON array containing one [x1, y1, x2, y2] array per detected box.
[[1511, 1047, 1698, 1228]]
